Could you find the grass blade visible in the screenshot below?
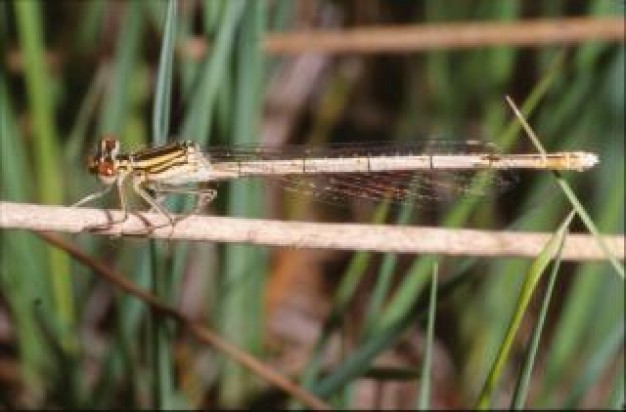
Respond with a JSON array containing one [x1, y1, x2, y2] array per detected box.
[[417, 262, 438, 410], [475, 210, 575, 409], [510, 227, 566, 409], [15, 0, 75, 349], [152, 0, 177, 145], [0, 67, 48, 392], [220, 1, 265, 406], [150, 1, 178, 408], [181, 0, 245, 142]]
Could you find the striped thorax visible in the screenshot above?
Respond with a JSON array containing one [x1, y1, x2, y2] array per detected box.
[[87, 136, 204, 186]]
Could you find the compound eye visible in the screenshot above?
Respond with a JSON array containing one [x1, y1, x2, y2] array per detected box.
[[98, 161, 116, 177]]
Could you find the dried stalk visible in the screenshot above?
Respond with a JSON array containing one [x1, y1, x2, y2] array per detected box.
[[183, 17, 625, 57], [1, 201, 623, 261]]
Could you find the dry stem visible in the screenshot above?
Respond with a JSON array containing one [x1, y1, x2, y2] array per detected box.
[[1, 201, 623, 261], [183, 17, 625, 57]]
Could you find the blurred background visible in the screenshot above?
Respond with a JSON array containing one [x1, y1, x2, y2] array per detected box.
[[0, 0, 624, 409]]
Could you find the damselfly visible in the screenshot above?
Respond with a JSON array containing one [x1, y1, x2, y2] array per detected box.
[[73, 136, 598, 228]]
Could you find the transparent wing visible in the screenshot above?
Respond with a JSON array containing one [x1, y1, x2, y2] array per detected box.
[[204, 139, 501, 162], [263, 169, 516, 209], [201, 139, 517, 208]]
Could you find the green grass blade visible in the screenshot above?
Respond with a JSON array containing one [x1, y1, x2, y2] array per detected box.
[[14, 0, 63, 204], [475, 210, 575, 409], [150, 1, 178, 408], [181, 0, 245, 142], [220, 1, 265, 407], [150, 242, 175, 409], [0, 76, 35, 201], [152, 0, 177, 145], [417, 262, 438, 410], [15, 0, 75, 349], [510, 229, 566, 409], [0, 69, 48, 392]]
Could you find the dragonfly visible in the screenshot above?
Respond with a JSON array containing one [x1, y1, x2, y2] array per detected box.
[[73, 136, 598, 229]]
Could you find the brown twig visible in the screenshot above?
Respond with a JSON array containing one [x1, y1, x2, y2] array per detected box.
[[35, 231, 331, 411], [183, 17, 625, 58], [1, 201, 623, 261]]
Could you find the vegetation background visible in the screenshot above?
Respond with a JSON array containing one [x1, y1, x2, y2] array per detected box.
[[0, 0, 623, 409]]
